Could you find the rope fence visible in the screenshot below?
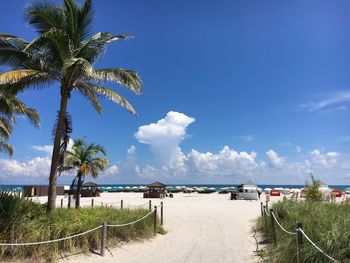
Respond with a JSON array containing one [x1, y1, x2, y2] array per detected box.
[[260, 202, 340, 263], [0, 202, 164, 258]]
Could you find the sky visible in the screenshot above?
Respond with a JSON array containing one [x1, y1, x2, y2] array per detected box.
[[0, 0, 349, 185]]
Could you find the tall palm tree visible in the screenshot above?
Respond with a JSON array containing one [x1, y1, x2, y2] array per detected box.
[[0, 0, 142, 213], [59, 138, 109, 209], [0, 89, 40, 156]]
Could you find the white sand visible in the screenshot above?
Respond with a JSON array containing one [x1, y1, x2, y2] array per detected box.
[[54, 192, 266, 263]]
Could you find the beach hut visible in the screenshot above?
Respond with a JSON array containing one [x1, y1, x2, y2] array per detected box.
[[80, 182, 100, 197], [143, 182, 166, 198], [237, 180, 259, 200], [23, 185, 64, 197]]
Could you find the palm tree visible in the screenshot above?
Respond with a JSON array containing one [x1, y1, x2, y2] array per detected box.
[[59, 138, 109, 209], [0, 0, 142, 213], [0, 89, 40, 156]]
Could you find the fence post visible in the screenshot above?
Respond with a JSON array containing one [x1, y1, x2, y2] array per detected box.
[[149, 200, 152, 211], [263, 205, 268, 240], [266, 200, 269, 211], [68, 194, 71, 209], [91, 199, 94, 207], [260, 202, 263, 217], [61, 198, 63, 208], [296, 222, 303, 263], [153, 206, 157, 236], [160, 202, 163, 226], [100, 222, 107, 257], [121, 200, 123, 210], [270, 209, 276, 245]]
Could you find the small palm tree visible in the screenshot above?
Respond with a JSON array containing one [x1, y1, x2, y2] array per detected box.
[[0, 0, 142, 212], [59, 138, 109, 208], [0, 89, 40, 156]]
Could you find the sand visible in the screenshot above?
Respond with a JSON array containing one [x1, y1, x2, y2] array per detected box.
[[53, 192, 266, 263]]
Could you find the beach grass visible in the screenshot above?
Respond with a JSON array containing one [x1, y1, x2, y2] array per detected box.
[[258, 200, 350, 263], [0, 192, 164, 261]]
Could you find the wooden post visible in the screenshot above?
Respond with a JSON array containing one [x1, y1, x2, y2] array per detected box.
[[270, 209, 276, 245], [60, 198, 63, 208], [149, 200, 152, 211], [100, 222, 107, 257], [68, 195, 71, 209], [153, 206, 157, 236], [263, 205, 268, 239], [160, 202, 163, 226], [260, 202, 263, 217], [265, 200, 269, 211], [296, 222, 303, 263], [121, 200, 123, 210], [91, 199, 94, 207]]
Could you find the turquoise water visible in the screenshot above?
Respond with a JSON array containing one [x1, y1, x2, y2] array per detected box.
[[1, 184, 350, 192]]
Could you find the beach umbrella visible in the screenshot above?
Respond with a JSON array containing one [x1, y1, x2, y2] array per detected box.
[[264, 188, 272, 193]]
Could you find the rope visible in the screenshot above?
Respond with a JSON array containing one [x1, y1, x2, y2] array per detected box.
[[97, 201, 121, 205], [297, 228, 340, 263], [264, 208, 270, 216], [271, 212, 296, 235], [107, 208, 155, 227], [0, 225, 102, 246]]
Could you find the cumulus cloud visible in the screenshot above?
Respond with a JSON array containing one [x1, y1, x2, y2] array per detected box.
[[309, 149, 339, 166], [0, 157, 51, 179], [266, 150, 285, 168], [187, 146, 259, 177], [135, 111, 195, 170]]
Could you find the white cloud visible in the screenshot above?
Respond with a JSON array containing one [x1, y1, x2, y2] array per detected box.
[[101, 165, 119, 177], [32, 145, 53, 155], [187, 146, 259, 177], [266, 149, 285, 168], [309, 149, 339, 166], [296, 145, 302, 153], [135, 111, 195, 169], [301, 91, 350, 112], [0, 157, 51, 179]]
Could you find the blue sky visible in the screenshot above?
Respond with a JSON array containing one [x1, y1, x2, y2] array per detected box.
[[0, 0, 349, 185]]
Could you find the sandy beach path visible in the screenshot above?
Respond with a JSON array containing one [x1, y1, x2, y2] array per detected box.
[[59, 192, 261, 263]]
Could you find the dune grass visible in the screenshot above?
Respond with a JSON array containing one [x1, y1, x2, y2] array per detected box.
[[0, 192, 164, 261], [258, 200, 350, 263]]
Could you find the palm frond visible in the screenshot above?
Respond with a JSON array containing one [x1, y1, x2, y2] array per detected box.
[[0, 48, 28, 68], [0, 117, 12, 139], [75, 82, 102, 113], [76, 32, 128, 63], [25, 2, 66, 34], [0, 70, 42, 84], [94, 68, 142, 94], [88, 83, 137, 115], [0, 140, 14, 156]]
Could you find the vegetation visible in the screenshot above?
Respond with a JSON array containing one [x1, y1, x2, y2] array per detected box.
[[0, 192, 163, 261], [0, 0, 142, 213], [59, 138, 109, 209], [304, 174, 323, 202], [0, 89, 40, 156], [258, 200, 350, 263]]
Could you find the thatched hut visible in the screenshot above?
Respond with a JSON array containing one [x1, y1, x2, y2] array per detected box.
[[143, 182, 166, 198]]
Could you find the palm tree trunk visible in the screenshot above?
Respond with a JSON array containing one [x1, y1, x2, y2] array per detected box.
[[75, 173, 82, 209], [47, 90, 70, 213]]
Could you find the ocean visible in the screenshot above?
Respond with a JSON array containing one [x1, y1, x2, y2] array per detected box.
[[1, 184, 350, 191]]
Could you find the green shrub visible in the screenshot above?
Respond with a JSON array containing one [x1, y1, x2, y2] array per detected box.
[[0, 192, 164, 261], [304, 175, 323, 202], [258, 200, 350, 263]]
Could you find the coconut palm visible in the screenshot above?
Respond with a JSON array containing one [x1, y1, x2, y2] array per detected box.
[[0, 0, 142, 212], [59, 138, 109, 208], [0, 89, 40, 156]]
